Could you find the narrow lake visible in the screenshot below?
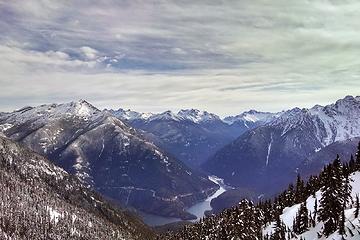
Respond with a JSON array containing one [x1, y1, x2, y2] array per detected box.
[[140, 175, 227, 226], [186, 175, 226, 221]]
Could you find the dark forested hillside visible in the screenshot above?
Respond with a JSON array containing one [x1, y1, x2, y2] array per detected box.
[[0, 136, 155, 239]]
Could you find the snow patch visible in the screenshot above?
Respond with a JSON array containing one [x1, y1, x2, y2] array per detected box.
[[266, 133, 273, 166], [46, 206, 63, 224], [0, 123, 13, 132]]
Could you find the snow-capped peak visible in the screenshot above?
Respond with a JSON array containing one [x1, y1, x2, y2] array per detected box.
[[177, 109, 221, 123], [148, 110, 182, 122], [110, 108, 221, 124], [1, 100, 101, 126], [72, 99, 99, 117], [110, 108, 144, 121], [267, 95, 360, 147], [224, 110, 281, 125], [308, 95, 360, 146], [46, 100, 100, 118], [109, 108, 153, 121]]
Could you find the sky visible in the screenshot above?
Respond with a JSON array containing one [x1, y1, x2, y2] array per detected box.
[[0, 0, 359, 116]]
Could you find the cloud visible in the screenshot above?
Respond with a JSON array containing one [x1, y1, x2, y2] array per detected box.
[[0, 1, 359, 115], [0, 44, 98, 73], [80, 46, 98, 60]]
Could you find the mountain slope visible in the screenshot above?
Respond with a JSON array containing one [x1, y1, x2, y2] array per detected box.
[[300, 137, 360, 177], [204, 96, 360, 195], [0, 136, 154, 239], [0, 101, 217, 220]]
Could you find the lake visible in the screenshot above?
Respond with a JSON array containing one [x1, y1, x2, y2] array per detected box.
[[140, 175, 227, 226]]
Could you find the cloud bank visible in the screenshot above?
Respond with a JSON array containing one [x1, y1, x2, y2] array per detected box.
[[0, 0, 359, 115]]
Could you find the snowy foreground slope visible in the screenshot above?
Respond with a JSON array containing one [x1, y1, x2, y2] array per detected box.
[[264, 171, 360, 240]]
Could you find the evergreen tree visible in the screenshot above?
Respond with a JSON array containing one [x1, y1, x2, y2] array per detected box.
[[295, 174, 305, 203], [354, 194, 359, 218], [343, 173, 352, 206], [313, 198, 318, 226], [356, 142, 360, 171], [306, 175, 319, 197], [350, 154, 355, 166], [285, 184, 295, 206], [271, 214, 286, 240], [293, 203, 309, 234], [318, 157, 345, 236], [338, 206, 346, 236]]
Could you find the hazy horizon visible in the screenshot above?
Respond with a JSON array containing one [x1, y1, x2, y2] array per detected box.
[[1, 94, 359, 118]]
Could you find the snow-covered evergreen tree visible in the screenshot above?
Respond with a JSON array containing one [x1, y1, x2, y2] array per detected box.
[[294, 203, 309, 234], [318, 156, 350, 236]]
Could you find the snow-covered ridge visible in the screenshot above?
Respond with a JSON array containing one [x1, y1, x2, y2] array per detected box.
[[112, 108, 223, 124], [109, 108, 154, 121], [177, 109, 221, 123], [269, 95, 360, 147], [0, 99, 101, 127], [112, 107, 280, 126], [2, 95, 359, 144], [309, 95, 360, 146], [224, 110, 282, 125], [148, 110, 183, 122], [110, 96, 360, 136]]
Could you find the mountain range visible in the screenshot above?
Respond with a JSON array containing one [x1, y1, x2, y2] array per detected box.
[[110, 108, 278, 167], [0, 100, 217, 220], [1, 95, 359, 225]]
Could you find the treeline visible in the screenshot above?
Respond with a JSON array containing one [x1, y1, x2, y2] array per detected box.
[[0, 167, 127, 239], [161, 143, 360, 240]]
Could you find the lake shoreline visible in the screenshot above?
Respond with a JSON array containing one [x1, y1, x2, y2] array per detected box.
[[141, 175, 227, 227]]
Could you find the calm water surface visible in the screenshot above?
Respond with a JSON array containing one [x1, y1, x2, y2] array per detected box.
[[141, 176, 227, 226]]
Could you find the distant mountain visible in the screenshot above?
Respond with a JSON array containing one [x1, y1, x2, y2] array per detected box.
[[111, 108, 241, 167], [203, 96, 360, 195], [224, 109, 281, 130], [177, 109, 222, 124], [111, 108, 276, 167], [0, 100, 217, 220], [0, 136, 154, 239]]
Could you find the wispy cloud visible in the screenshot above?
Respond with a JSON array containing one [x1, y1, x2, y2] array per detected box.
[[0, 0, 359, 115]]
